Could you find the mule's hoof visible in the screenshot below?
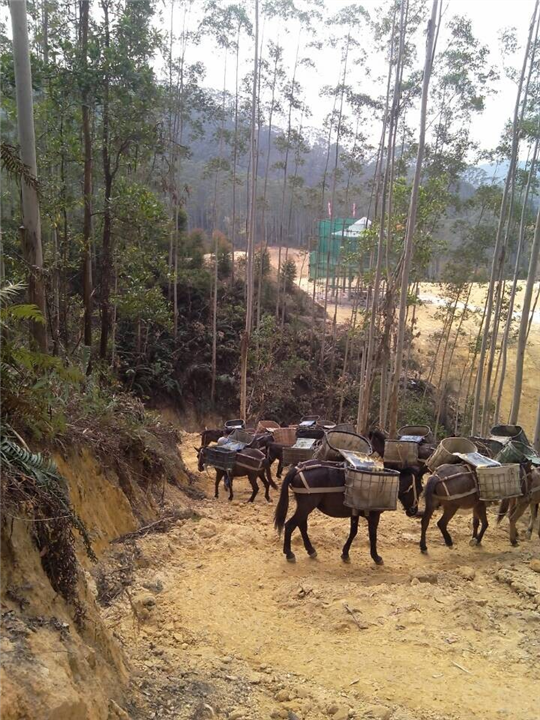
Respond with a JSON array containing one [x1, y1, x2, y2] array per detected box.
[[511, 540, 519, 547], [286, 554, 296, 563], [446, 543, 454, 549], [341, 554, 351, 564], [374, 557, 384, 566], [308, 550, 318, 559], [469, 538, 479, 546], [420, 547, 428, 554]]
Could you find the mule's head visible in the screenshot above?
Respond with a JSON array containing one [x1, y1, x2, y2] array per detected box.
[[368, 428, 387, 458], [398, 469, 423, 517], [194, 446, 204, 472]]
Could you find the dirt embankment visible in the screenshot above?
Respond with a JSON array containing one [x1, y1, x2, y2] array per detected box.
[[1, 443, 192, 720], [92, 434, 540, 720]]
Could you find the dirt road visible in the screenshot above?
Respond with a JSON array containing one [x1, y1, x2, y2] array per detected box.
[[103, 436, 540, 720]]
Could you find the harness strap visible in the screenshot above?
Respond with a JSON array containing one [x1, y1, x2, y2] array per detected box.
[[292, 486, 345, 494], [433, 488, 478, 501]]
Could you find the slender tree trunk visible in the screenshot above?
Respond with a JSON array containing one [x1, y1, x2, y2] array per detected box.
[[240, 0, 259, 421], [510, 205, 540, 422], [534, 395, 540, 452], [9, 0, 47, 352], [494, 133, 539, 422], [230, 25, 241, 287], [471, 0, 539, 433], [81, 0, 93, 353]]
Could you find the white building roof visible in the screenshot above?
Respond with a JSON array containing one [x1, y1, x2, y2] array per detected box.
[[332, 217, 371, 238]]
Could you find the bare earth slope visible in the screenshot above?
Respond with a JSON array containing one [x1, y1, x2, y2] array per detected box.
[[104, 435, 540, 720]]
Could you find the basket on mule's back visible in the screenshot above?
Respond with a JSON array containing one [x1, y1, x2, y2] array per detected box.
[[475, 464, 521, 502], [490, 424, 530, 447], [344, 466, 400, 511], [427, 437, 477, 471], [496, 440, 540, 466], [315, 430, 372, 462], [256, 420, 280, 433], [384, 440, 419, 469], [397, 425, 433, 443], [272, 427, 297, 446]]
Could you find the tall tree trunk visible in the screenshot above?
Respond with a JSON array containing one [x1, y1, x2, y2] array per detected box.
[[510, 205, 540, 423], [534, 395, 540, 452], [387, 0, 439, 437], [240, 0, 259, 421], [471, 0, 539, 433], [99, 0, 112, 360], [230, 25, 241, 287], [80, 0, 93, 353], [9, 0, 47, 352]]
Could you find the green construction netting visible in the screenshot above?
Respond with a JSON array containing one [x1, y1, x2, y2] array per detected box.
[[309, 218, 365, 282]]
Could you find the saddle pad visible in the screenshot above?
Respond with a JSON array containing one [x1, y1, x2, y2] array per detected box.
[[299, 420, 316, 427], [399, 435, 425, 443], [221, 440, 247, 452], [454, 452, 501, 468]]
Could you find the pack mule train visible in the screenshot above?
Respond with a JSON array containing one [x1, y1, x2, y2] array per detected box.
[[197, 446, 277, 502], [274, 460, 422, 565]]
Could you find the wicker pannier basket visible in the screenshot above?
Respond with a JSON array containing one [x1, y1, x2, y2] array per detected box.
[[235, 452, 265, 473], [256, 420, 280, 433], [272, 427, 297, 446], [496, 441, 540, 466], [202, 446, 237, 471], [228, 428, 255, 446], [475, 463, 521, 502], [315, 430, 372, 461], [426, 437, 477, 471], [282, 440, 316, 466], [344, 467, 400, 511], [384, 440, 419, 469], [468, 437, 504, 458], [490, 424, 530, 447], [398, 425, 433, 442], [225, 418, 245, 430]]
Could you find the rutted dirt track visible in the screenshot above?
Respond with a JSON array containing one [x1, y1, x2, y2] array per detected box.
[[105, 435, 540, 720]]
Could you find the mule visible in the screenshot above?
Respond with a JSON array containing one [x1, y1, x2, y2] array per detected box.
[[200, 428, 228, 447], [497, 464, 540, 545], [419, 463, 489, 553], [197, 447, 277, 503], [274, 460, 419, 565]]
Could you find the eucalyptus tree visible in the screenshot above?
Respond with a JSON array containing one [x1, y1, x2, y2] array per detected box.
[[80, 0, 93, 354], [9, 0, 47, 352], [471, 0, 540, 433]]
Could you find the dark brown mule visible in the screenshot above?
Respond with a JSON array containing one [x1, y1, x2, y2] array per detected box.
[[419, 463, 489, 553], [274, 461, 419, 565], [200, 428, 227, 447], [197, 448, 277, 503], [497, 464, 540, 545]]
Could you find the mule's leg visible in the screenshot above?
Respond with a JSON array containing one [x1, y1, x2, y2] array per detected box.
[[341, 516, 359, 563], [471, 503, 489, 546], [507, 499, 527, 545], [437, 505, 458, 547], [247, 474, 259, 503], [227, 472, 234, 501], [259, 471, 271, 502], [529, 502, 540, 539], [277, 457, 283, 479], [298, 518, 317, 558], [283, 511, 300, 562], [420, 505, 434, 553], [367, 512, 384, 565], [215, 470, 223, 499]]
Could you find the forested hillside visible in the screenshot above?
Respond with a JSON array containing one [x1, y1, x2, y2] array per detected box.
[[1, 0, 540, 443]]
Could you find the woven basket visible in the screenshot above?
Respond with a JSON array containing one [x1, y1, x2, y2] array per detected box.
[[300, 415, 320, 424], [317, 419, 336, 430], [344, 467, 400, 511], [225, 418, 245, 430], [235, 452, 264, 473], [475, 463, 521, 502], [272, 427, 297, 446], [468, 437, 504, 458], [490, 424, 530, 447], [496, 441, 540, 465], [427, 437, 477, 471], [385, 440, 419, 469], [202, 446, 237, 471], [334, 423, 357, 433], [228, 428, 255, 446], [315, 430, 372, 462], [256, 420, 280, 433], [398, 425, 433, 442], [282, 445, 316, 466]]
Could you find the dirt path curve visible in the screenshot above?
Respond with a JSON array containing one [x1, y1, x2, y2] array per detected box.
[[103, 435, 540, 720]]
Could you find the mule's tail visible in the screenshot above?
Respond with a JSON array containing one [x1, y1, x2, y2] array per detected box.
[[496, 498, 510, 524], [274, 466, 296, 535]]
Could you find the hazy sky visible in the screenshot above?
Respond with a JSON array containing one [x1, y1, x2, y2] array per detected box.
[[177, 0, 537, 156]]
